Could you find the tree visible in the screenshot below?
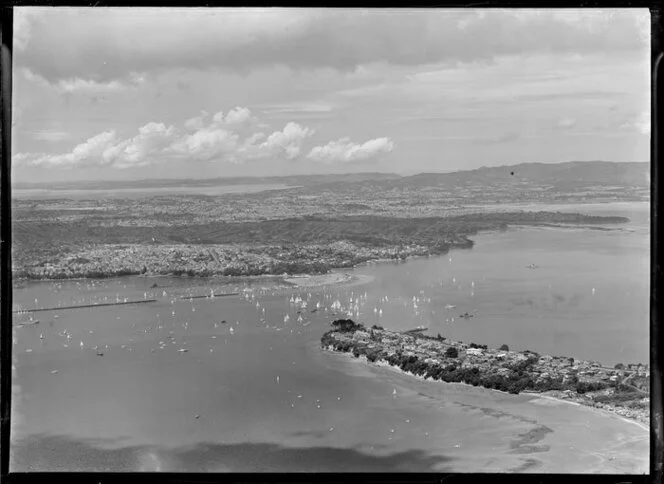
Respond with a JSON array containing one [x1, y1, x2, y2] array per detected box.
[[445, 347, 459, 358], [331, 319, 364, 333], [499, 344, 509, 351], [614, 363, 625, 370]]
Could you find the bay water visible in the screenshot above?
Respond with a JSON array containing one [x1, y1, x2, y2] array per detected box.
[[10, 202, 649, 472]]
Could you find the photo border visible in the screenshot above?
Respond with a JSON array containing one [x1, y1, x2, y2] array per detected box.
[[0, 2, 660, 483]]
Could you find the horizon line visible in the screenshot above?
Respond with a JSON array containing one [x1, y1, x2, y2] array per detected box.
[[12, 159, 650, 188]]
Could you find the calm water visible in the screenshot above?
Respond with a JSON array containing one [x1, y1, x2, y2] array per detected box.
[[10, 202, 649, 472]]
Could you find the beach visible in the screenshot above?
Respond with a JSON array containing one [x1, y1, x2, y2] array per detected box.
[[318, 348, 649, 474], [283, 272, 375, 289]]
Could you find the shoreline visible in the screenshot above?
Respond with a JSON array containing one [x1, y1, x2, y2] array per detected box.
[[530, 394, 649, 432], [13, 270, 375, 292], [320, 323, 650, 429], [13, 210, 631, 283], [325, 347, 649, 433]]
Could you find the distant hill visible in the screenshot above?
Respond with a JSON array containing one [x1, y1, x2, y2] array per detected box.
[[12, 172, 402, 191], [392, 161, 650, 189], [12, 161, 649, 192]]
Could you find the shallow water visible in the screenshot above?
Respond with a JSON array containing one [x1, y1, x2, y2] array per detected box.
[[10, 202, 649, 472]]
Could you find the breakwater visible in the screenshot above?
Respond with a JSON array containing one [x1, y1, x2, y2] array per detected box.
[[13, 299, 158, 313], [179, 293, 239, 299]]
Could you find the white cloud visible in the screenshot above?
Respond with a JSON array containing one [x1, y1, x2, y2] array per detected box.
[[307, 137, 394, 163], [58, 78, 124, 93], [184, 111, 209, 131], [169, 127, 239, 162], [13, 107, 337, 169], [15, 130, 118, 169], [256, 122, 314, 160], [212, 110, 226, 125], [224, 106, 253, 125], [14, 124, 179, 170], [105, 122, 177, 168], [12, 152, 39, 167], [205, 107, 254, 127]]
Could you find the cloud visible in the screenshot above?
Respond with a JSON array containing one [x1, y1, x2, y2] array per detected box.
[[15, 8, 648, 84], [31, 129, 70, 142], [15, 130, 118, 169], [14, 8, 44, 51], [22, 68, 144, 93], [184, 111, 209, 131], [104, 122, 178, 168], [169, 126, 239, 163], [203, 107, 255, 127], [13, 107, 322, 168], [555, 118, 577, 129], [618, 111, 650, 134], [307, 137, 394, 163], [255, 122, 315, 160], [224, 106, 253, 125]]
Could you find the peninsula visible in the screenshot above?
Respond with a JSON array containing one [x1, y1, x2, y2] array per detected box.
[[321, 320, 650, 427]]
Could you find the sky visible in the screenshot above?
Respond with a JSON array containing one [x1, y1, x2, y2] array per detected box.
[[11, 8, 650, 183]]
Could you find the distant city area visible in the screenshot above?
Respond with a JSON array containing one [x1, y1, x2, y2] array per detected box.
[[11, 161, 647, 281]]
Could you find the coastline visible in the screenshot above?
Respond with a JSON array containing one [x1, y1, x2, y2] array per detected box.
[[530, 394, 649, 432], [320, 324, 650, 429], [283, 272, 354, 287], [13, 210, 630, 283], [325, 347, 650, 437], [13, 270, 375, 292]]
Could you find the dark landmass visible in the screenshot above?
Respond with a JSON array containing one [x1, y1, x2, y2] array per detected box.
[[12, 212, 628, 280], [321, 320, 649, 425]]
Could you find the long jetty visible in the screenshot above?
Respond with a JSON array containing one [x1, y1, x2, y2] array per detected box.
[[180, 293, 239, 300], [13, 299, 158, 313]]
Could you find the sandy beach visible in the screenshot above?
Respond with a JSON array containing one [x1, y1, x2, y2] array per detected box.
[[283, 272, 374, 289], [322, 349, 650, 474], [530, 394, 650, 432]]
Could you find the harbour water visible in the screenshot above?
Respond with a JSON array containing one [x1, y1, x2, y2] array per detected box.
[[10, 202, 650, 472]]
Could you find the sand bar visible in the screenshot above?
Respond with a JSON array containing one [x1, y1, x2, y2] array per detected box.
[[283, 272, 374, 288]]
